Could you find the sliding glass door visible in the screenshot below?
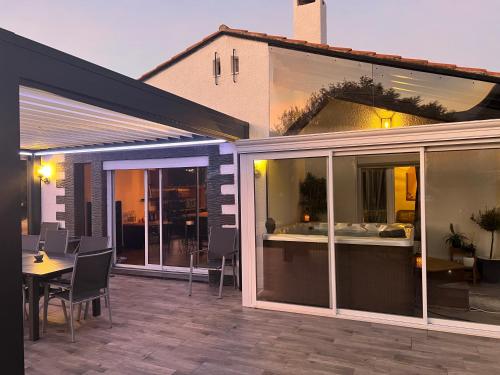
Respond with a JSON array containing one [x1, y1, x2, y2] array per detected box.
[[113, 166, 207, 271], [161, 167, 208, 269]]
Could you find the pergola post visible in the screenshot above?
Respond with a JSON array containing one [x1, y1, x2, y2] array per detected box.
[[0, 54, 25, 372]]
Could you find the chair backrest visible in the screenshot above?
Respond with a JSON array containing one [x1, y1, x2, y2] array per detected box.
[[208, 227, 237, 260], [71, 248, 113, 299], [78, 236, 109, 253], [44, 229, 68, 256], [40, 222, 60, 242], [22, 235, 40, 252]]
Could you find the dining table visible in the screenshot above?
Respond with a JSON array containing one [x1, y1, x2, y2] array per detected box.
[[22, 251, 101, 341]]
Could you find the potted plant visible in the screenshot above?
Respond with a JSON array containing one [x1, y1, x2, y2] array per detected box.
[[461, 242, 476, 268], [444, 223, 467, 250], [299, 173, 327, 222], [471, 207, 500, 283]]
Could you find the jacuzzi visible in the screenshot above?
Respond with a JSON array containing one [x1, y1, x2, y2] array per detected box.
[[263, 222, 414, 247]]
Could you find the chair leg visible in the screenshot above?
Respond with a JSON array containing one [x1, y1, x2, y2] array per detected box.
[[106, 290, 113, 328], [43, 285, 49, 333], [84, 301, 90, 320], [218, 256, 225, 299], [232, 255, 237, 289], [188, 253, 194, 296], [69, 303, 75, 343], [77, 303, 82, 322], [61, 300, 68, 326]]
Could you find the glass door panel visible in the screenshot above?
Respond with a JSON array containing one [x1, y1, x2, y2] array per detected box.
[[114, 169, 145, 266], [253, 157, 330, 308], [162, 167, 207, 268], [147, 169, 160, 265], [333, 153, 422, 317]]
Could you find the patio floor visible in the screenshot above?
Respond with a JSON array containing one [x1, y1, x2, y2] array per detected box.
[[24, 275, 500, 375]]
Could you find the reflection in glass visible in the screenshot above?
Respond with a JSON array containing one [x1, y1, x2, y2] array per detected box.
[[333, 153, 422, 317], [254, 157, 329, 308], [162, 167, 207, 268], [115, 169, 145, 266], [269, 47, 500, 137], [147, 169, 160, 265], [426, 149, 500, 325]]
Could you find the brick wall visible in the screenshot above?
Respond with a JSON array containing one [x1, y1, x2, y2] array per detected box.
[[57, 144, 237, 238]]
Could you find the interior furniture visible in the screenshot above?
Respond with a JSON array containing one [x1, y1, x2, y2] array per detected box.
[[188, 227, 237, 298], [44, 229, 69, 256], [425, 257, 470, 309], [22, 251, 100, 341], [39, 222, 60, 243], [43, 248, 113, 342]]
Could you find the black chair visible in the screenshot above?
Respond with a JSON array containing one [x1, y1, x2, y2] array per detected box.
[[77, 236, 109, 253], [188, 227, 237, 298], [39, 222, 60, 243], [43, 248, 113, 342], [22, 234, 40, 252], [44, 229, 68, 256]]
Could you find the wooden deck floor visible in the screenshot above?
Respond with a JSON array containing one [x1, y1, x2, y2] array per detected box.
[[25, 275, 500, 375]]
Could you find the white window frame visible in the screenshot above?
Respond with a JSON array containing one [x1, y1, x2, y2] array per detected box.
[[238, 118, 500, 339]]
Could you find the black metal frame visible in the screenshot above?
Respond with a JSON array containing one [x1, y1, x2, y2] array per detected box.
[[0, 26, 248, 371]]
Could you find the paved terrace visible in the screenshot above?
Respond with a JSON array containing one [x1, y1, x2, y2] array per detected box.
[[25, 275, 500, 375]]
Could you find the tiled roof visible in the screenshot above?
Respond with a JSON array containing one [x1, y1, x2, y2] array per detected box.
[[140, 24, 500, 82]]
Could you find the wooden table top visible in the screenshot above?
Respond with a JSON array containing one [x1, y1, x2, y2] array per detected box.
[[22, 251, 74, 277], [426, 257, 467, 272]]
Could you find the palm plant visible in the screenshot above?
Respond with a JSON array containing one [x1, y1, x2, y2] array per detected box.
[[444, 223, 467, 249], [471, 207, 500, 259]]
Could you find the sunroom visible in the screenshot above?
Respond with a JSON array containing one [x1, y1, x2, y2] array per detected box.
[[238, 46, 500, 338]]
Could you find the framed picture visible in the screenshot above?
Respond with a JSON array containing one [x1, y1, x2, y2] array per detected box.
[[406, 169, 417, 201]]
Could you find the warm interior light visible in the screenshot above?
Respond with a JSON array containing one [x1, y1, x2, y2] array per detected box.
[[381, 118, 392, 129], [254, 160, 267, 178], [37, 164, 53, 184]]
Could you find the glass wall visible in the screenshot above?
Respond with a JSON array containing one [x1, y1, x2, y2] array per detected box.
[[426, 149, 500, 325], [269, 47, 500, 136], [147, 169, 160, 265], [161, 167, 208, 268], [254, 157, 330, 308], [333, 153, 422, 317], [115, 169, 145, 266]]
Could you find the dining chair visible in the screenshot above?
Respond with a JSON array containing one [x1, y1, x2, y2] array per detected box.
[[40, 222, 60, 242], [188, 227, 237, 299], [44, 229, 69, 256], [43, 248, 113, 342], [77, 236, 109, 253], [22, 234, 40, 252]]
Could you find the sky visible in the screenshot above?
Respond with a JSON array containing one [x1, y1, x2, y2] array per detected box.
[[1, 0, 499, 79]]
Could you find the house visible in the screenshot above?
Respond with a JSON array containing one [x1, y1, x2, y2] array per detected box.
[[139, 0, 500, 338]]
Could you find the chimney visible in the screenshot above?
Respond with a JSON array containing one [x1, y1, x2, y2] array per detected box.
[[293, 0, 327, 44]]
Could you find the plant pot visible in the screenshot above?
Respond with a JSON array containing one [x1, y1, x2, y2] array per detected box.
[[463, 256, 475, 268], [265, 218, 276, 234], [477, 257, 500, 283]]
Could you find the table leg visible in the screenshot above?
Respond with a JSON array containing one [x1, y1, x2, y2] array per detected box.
[[92, 298, 101, 317], [26, 275, 40, 341]]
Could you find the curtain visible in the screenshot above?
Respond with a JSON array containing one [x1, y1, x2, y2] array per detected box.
[[362, 168, 387, 223]]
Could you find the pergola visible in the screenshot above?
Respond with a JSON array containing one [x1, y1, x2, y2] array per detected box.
[[0, 27, 248, 371]]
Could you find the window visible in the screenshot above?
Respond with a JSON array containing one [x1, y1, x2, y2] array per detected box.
[[231, 49, 239, 82], [213, 52, 221, 85]]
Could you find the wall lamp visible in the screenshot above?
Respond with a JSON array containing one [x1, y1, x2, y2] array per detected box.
[[37, 164, 53, 184], [381, 117, 392, 129]]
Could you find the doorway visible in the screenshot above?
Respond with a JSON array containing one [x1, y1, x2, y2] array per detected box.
[[110, 161, 208, 272]]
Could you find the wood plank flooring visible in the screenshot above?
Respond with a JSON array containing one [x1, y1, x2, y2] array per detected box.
[[24, 275, 500, 374]]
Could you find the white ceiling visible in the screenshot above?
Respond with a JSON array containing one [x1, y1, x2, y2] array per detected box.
[[20, 86, 196, 150]]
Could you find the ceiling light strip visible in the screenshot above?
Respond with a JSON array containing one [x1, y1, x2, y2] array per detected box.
[[30, 139, 226, 156]]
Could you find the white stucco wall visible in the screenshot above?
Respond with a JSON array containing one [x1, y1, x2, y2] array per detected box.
[[41, 154, 65, 228], [145, 35, 270, 139]]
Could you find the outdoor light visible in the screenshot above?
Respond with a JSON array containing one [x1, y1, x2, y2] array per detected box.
[[37, 164, 53, 184], [253, 160, 267, 178], [381, 118, 392, 129]]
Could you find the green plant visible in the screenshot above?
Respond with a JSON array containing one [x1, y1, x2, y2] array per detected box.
[[471, 207, 500, 259], [444, 223, 468, 249], [462, 242, 476, 257], [299, 173, 327, 221]]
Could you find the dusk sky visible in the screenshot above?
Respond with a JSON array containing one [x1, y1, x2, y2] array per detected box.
[[1, 0, 499, 78]]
